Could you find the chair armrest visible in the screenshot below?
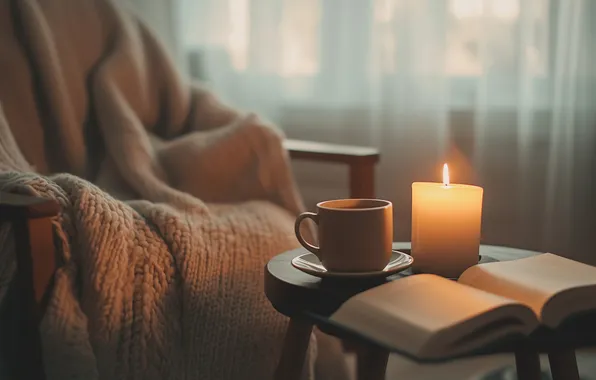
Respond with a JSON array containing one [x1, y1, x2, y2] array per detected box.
[[284, 139, 380, 199], [0, 191, 58, 302], [0, 191, 60, 379], [0, 192, 60, 221], [284, 139, 380, 165], [0, 191, 59, 379], [0, 192, 59, 314]]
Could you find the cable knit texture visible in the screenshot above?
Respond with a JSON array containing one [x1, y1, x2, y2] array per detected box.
[[0, 170, 313, 380], [0, 0, 349, 379]]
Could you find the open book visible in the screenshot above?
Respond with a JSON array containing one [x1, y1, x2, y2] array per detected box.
[[330, 253, 596, 359]]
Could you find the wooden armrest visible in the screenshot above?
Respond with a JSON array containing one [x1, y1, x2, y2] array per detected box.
[[284, 139, 381, 199], [0, 191, 58, 379], [284, 139, 380, 165], [0, 191, 58, 304], [0, 192, 60, 221]]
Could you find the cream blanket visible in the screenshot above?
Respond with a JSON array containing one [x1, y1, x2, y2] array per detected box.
[[0, 0, 346, 379]]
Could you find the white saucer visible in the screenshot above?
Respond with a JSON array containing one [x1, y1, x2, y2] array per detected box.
[[291, 250, 414, 279]]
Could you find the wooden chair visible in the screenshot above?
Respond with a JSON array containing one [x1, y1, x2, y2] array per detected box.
[[0, 193, 60, 380], [0, 140, 380, 380]]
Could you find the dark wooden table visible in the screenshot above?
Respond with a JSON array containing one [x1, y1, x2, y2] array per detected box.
[[265, 242, 584, 380]]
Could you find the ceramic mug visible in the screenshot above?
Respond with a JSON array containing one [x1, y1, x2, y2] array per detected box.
[[294, 199, 393, 272]]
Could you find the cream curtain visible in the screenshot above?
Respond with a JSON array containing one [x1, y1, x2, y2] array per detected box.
[[132, 0, 596, 262]]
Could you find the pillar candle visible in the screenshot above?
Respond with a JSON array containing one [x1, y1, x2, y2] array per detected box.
[[411, 164, 483, 278]]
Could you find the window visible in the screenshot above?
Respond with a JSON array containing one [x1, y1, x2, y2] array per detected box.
[[280, 0, 321, 77], [446, 0, 549, 77], [182, 0, 552, 108]]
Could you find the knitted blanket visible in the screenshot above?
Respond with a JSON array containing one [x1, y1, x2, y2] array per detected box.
[[0, 167, 308, 380], [0, 0, 346, 379]]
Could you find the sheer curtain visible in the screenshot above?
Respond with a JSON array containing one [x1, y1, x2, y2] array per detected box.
[[134, 0, 595, 260]]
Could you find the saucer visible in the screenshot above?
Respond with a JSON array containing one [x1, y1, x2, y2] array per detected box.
[[291, 250, 414, 279]]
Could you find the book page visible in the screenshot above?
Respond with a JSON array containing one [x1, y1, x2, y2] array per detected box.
[[459, 253, 596, 327], [329, 274, 535, 359]]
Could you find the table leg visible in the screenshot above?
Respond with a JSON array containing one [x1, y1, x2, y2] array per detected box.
[[274, 318, 313, 380], [356, 344, 389, 380], [515, 346, 542, 380], [548, 349, 580, 380]]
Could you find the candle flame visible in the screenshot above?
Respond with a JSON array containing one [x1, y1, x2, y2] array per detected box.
[[443, 163, 450, 186]]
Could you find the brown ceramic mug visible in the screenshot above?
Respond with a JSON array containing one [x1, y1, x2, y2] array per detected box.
[[294, 199, 393, 272]]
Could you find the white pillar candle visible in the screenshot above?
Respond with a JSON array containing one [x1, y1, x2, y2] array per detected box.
[[411, 164, 483, 278]]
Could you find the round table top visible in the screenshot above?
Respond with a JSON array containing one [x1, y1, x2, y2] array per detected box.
[[265, 242, 538, 319]]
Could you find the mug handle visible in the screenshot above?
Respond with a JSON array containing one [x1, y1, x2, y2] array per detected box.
[[294, 212, 320, 258]]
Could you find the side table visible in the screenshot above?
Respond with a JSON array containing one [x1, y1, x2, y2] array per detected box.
[[265, 242, 583, 380]]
